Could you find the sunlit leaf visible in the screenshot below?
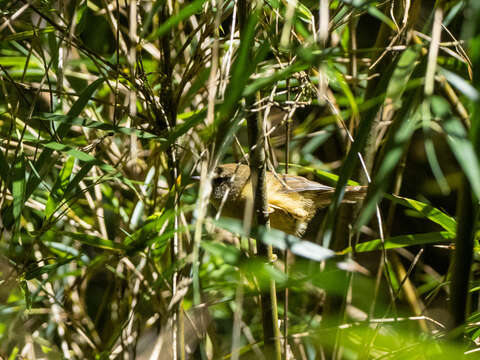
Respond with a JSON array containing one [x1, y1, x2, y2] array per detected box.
[[63, 232, 125, 252], [35, 113, 163, 140], [202, 241, 241, 264], [45, 156, 75, 218], [25, 78, 104, 200], [12, 156, 26, 222], [25, 257, 74, 280], [1, 27, 56, 41], [440, 67, 479, 101], [214, 218, 335, 262], [147, 0, 206, 40], [341, 231, 455, 254], [386, 195, 457, 234], [443, 116, 480, 199]]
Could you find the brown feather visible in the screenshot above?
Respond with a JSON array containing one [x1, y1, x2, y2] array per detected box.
[[210, 164, 366, 236]]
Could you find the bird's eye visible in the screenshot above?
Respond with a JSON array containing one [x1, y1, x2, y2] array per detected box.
[[213, 176, 228, 185]]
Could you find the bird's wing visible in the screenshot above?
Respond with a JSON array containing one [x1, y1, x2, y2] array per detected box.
[[278, 174, 333, 193]]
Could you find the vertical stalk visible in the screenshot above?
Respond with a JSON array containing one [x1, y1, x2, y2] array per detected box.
[[238, 0, 280, 357], [231, 282, 244, 360], [449, 177, 476, 338], [283, 250, 289, 360], [283, 67, 292, 360], [157, 2, 182, 358], [246, 94, 281, 359]]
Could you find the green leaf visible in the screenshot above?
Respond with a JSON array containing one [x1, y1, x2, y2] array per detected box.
[[353, 47, 422, 230], [25, 78, 104, 200], [63, 162, 95, 200], [35, 113, 163, 140], [0, 147, 9, 185], [386, 46, 421, 107], [296, 0, 314, 23], [25, 257, 73, 280], [213, 218, 335, 262], [339, 1, 396, 30], [129, 225, 190, 256], [45, 241, 90, 263], [63, 232, 125, 252], [42, 142, 116, 172], [147, 0, 206, 41], [45, 156, 75, 218], [440, 67, 479, 101], [443, 116, 480, 199], [386, 195, 457, 234], [1, 27, 56, 41], [424, 135, 449, 194], [341, 231, 455, 254], [285, 164, 360, 186], [213, 217, 246, 236], [243, 61, 309, 97], [166, 109, 206, 146], [366, 5, 396, 31], [202, 241, 241, 264], [12, 156, 26, 222], [68, 78, 105, 118], [20, 281, 31, 311], [334, 69, 359, 117], [124, 210, 184, 253], [216, 12, 263, 124]]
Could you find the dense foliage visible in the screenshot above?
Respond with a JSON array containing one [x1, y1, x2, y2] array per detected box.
[[1, 0, 480, 359]]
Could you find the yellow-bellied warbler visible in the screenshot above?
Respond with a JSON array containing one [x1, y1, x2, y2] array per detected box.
[[209, 164, 366, 236]]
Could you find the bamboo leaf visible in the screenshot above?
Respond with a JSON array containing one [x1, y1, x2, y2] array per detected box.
[[35, 113, 163, 140], [217, 11, 263, 124], [386, 194, 457, 234], [12, 156, 26, 222], [25, 78, 104, 200], [443, 116, 480, 199], [243, 61, 309, 97], [341, 231, 455, 254], [25, 257, 74, 280], [214, 217, 335, 262], [1, 27, 56, 41], [166, 109, 206, 146], [42, 142, 116, 172], [0, 147, 9, 184], [147, 0, 206, 41], [202, 241, 242, 264], [45, 156, 75, 218], [339, 0, 396, 30], [440, 67, 479, 101], [67, 78, 105, 119], [63, 232, 125, 252]]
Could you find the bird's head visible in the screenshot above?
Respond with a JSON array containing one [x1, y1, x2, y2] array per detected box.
[[211, 164, 250, 204]]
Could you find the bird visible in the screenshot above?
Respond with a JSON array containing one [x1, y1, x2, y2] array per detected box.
[[210, 163, 366, 237]]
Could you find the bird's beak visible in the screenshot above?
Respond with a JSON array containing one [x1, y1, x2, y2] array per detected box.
[[191, 175, 200, 181]]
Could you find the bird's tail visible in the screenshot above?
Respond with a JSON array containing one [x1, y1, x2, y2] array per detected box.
[[342, 186, 367, 203]]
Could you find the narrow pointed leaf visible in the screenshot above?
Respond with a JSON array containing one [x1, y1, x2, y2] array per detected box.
[[341, 231, 455, 254]]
